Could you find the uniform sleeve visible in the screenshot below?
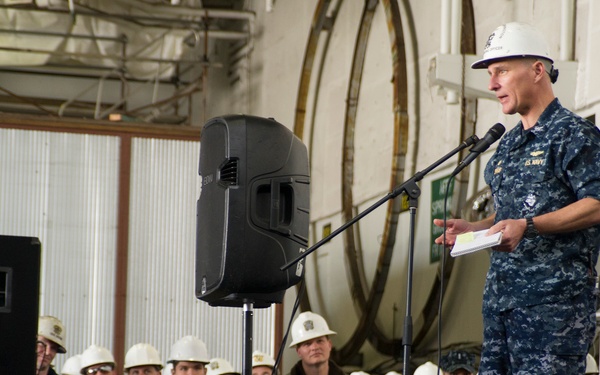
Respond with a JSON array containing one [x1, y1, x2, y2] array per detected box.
[[563, 123, 600, 201]]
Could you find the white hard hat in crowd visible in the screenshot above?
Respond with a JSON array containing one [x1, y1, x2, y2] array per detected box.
[[61, 354, 82, 375], [80, 345, 115, 372], [207, 358, 240, 375], [252, 350, 275, 368], [350, 371, 369, 375], [289, 311, 337, 347], [124, 343, 163, 371], [168, 336, 210, 364], [586, 353, 599, 374], [38, 316, 67, 353], [162, 363, 173, 375], [471, 22, 553, 69], [385, 371, 401, 375], [414, 361, 440, 375]]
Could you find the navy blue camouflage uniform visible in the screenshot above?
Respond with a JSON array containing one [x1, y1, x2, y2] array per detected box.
[[480, 98, 600, 374]]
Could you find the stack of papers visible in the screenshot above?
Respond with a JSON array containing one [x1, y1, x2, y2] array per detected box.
[[450, 229, 502, 257]]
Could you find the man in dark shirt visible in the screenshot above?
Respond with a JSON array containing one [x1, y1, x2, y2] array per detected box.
[[288, 311, 345, 375], [435, 22, 600, 374]]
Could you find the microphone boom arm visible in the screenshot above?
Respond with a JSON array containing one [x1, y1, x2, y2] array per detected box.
[[279, 134, 479, 271]]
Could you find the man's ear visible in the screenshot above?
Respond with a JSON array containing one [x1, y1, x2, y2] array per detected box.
[[532, 60, 547, 82]]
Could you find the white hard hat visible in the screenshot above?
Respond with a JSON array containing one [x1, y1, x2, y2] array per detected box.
[[414, 361, 440, 375], [289, 311, 337, 347], [80, 345, 115, 372], [471, 22, 553, 69], [252, 351, 275, 368], [385, 372, 401, 375], [38, 316, 67, 353], [124, 343, 163, 371], [61, 354, 82, 375], [586, 353, 599, 374], [162, 363, 173, 375], [168, 336, 210, 364], [350, 371, 369, 375], [207, 358, 240, 375]]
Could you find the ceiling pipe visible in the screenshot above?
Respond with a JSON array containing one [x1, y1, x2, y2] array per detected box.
[[0, 27, 125, 42], [439, 0, 459, 104], [440, 0, 451, 54], [447, 0, 461, 104], [110, 0, 255, 22], [0, 3, 254, 28], [560, 0, 575, 61], [0, 44, 227, 65]]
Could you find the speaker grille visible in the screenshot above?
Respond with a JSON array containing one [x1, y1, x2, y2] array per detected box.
[[220, 159, 239, 185]]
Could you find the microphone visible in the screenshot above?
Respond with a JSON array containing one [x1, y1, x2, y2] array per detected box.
[[452, 123, 505, 175], [462, 134, 480, 148]]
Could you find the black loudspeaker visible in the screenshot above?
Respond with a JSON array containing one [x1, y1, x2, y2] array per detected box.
[[0, 235, 41, 375], [195, 115, 310, 308]]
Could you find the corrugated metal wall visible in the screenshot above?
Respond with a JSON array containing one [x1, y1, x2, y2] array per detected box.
[[0, 128, 275, 373], [0, 128, 120, 355]]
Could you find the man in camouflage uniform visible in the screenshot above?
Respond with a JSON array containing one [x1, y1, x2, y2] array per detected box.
[[434, 22, 600, 374]]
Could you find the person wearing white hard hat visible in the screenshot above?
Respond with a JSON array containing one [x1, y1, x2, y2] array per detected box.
[[167, 335, 210, 375], [79, 345, 116, 375], [288, 311, 344, 375], [439, 351, 476, 375], [434, 21, 600, 374], [163, 363, 173, 375], [252, 350, 276, 375], [61, 354, 82, 375], [586, 353, 599, 375], [124, 343, 163, 375], [37, 315, 67, 375], [207, 358, 240, 375], [413, 362, 438, 375]]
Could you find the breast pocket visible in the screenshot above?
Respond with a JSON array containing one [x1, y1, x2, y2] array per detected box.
[[517, 162, 555, 213]]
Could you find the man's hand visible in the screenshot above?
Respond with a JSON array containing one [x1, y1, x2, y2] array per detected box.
[[488, 219, 527, 252], [433, 218, 474, 247]]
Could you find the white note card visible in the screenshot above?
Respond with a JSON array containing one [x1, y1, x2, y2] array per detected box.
[[450, 229, 502, 257]]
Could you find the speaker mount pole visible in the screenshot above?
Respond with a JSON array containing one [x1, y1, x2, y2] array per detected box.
[[242, 302, 254, 375]]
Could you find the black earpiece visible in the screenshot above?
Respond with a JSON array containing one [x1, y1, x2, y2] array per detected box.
[[549, 66, 559, 84]]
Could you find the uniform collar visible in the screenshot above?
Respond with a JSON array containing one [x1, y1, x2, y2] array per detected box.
[[519, 97, 561, 138]]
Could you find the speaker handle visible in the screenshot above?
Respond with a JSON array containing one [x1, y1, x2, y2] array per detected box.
[[269, 178, 293, 236]]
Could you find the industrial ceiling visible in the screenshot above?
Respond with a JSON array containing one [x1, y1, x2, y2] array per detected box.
[[0, 0, 252, 124]]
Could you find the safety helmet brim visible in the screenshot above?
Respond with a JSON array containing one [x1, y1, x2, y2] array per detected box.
[[471, 54, 553, 70], [289, 331, 336, 348]]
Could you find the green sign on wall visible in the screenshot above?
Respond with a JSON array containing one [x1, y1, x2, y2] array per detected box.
[[430, 175, 454, 263]]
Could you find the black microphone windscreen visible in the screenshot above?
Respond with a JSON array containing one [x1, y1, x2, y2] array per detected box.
[[471, 123, 505, 153], [452, 123, 505, 176], [489, 122, 505, 139]]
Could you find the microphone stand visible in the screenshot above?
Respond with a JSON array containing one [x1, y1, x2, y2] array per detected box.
[[280, 135, 479, 374]]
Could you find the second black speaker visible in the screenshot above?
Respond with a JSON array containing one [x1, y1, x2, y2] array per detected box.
[[195, 115, 310, 307]]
